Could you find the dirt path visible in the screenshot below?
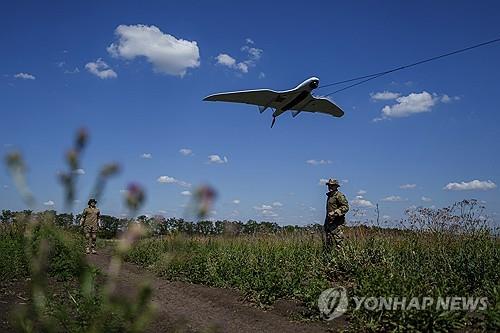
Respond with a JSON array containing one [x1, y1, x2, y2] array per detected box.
[[87, 251, 341, 333]]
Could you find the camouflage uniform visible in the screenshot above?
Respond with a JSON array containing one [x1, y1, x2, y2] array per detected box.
[[324, 179, 349, 251], [81, 202, 100, 254]]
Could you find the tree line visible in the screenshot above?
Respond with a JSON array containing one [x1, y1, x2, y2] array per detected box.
[[0, 209, 323, 239]]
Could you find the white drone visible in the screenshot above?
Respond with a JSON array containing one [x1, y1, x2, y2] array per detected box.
[[203, 77, 344, 128]]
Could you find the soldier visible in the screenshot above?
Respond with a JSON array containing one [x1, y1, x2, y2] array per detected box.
[[324, 179, 349, 251], [80, 198, 100, 254]]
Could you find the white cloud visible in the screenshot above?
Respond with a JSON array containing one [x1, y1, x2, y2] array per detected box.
[[382, 215, 390, 219], [382, 195, 406, 202], [3, 185, 9, 189], [318, 179, 329, 185], [179, 148, 193, 156], [236, 62, 248, 73], [272, 202, 283, 207], [421, 196, 432, 202], [216, 53, 236, 67], [141, 153, 152, 159], [208, 154, 228, 164], [73, 168, 85, 175], [216, 39, 263, 74], [443, 180, 497, 191], [64, 67, 80, 74], [440, 94, 460, 103], [43, 200, 55, 206], [216, 53, 248, 73], [352, 198, 374, 208], [377, 91, 437, 120], [157, 175, 191, 187], [181, 190, 192, 196], [254, 204, 273, 211], [232, 199, 240, 204], [108, 24, 200, 77], [306, 159, 332, 165], [357, 190, 367, 195], [85, 58, 117, 79], [241, 45, 263, 61], [258, 72, 266, 79], [14, 73, 36, 80], [400, 184, 416, 189], [370, 91, 400, 101]]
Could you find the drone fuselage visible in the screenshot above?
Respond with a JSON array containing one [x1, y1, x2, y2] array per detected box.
[[272, 77, 319, 117]]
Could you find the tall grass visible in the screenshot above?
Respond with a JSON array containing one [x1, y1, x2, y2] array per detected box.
[[126, 226, 499, 331]]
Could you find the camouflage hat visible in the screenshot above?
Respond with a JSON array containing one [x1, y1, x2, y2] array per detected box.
[[326, 179, 340, 186]]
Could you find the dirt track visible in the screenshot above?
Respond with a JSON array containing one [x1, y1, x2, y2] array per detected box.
[[87, 251, 341, 333]]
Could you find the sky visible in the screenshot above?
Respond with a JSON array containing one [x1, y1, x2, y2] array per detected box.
[[1, 1, 499, 226]]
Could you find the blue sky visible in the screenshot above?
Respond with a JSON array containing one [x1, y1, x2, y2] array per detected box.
[[1, 1, 499, 226]]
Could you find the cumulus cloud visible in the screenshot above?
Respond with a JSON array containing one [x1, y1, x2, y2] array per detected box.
[[370, 91, 400, 100], [254, 204, 274, 212], [107, 24, 200, 77], [216, 39, 263, 74], [272, 202, 283, 207], [232, 199, 240, 204], [440, 94, 460, 103], [64, 67, 80, 74], [421, 196, 432, 202], [14, 73, 36, 80], [357, 190, 367, 195], [254, 205, 279, 218], [216, 53, 236, 67], [141, 153, 152, 159], [382, 195, 406, 202], [374, 91, 461, 121], [352, 198, 374, 208], [216, 53, 248, 73], [207, 154, 228, 164], [443, 180, 497, 191], [380, 91, 436, 119], [179, 148, 193, 156], [319, 179, 328, 185], [43, 200, 55, 206], [157, 175, 191, 187], [306, 159, 332, 165], [181, 190, 192, 196], [400, 183, 416, 189], [73, 168, 85, 175], [85, 58, 117, 79]]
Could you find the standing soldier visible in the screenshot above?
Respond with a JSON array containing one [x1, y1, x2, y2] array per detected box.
[[80, 198, 100, 254], [324, 179, 349, 251]]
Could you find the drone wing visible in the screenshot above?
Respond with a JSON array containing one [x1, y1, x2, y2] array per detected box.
[[293, 95, 344, 117], [203, 89, 283, 108]]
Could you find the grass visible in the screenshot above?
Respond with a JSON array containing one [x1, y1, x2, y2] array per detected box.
[[126, 226, 500, 331], [0, 220, 154, 333]]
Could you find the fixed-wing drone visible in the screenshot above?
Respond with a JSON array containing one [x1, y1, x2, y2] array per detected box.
[[203, 77, 344, 128]]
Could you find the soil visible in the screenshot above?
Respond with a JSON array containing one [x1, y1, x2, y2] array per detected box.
[[0, 250, 345, 332]]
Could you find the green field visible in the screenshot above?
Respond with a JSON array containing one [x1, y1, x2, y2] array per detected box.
[[126, 225, 500, 331]]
